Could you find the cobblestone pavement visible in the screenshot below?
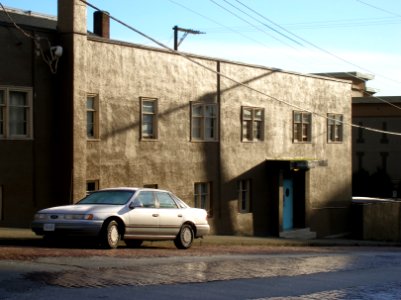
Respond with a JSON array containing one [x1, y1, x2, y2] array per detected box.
[[262, 282, 401, 300], [23, 252, 398, 288], [0, 246, 399, 299], [1, 236, 401, 299]]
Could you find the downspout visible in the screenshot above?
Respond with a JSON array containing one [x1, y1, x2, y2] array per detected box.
[[217, 60, 222, 219]]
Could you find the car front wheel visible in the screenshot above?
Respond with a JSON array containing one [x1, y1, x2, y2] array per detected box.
[[174, 224, 194, 249], [101, 220, 120, 249]]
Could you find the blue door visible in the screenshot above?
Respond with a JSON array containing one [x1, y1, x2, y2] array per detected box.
[[283, 179, 293, 230]]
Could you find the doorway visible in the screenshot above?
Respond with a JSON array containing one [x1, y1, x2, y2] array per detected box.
[[283, 178, 293, 230]]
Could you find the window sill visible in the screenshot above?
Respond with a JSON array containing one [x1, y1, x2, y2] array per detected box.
[[190, 139, 219, 143], [327, 141, 343, 144]]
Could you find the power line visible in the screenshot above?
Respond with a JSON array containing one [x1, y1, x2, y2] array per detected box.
[[219, 0, 303, 46], [168, 1, 401, 108], [79, 0, 401, 137], [229, 0, 401, 110], [0, 2, 61, 73], [356, 0, 401, 18], [167, 0, 278, 51], [208, 0, 300, 50], [201, 16, 401, 32]]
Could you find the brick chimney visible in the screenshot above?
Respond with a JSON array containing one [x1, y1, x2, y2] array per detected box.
[[93, 11, 110, 38]]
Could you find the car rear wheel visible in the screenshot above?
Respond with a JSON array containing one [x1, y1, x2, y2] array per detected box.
[[125, 239, 143, 248], [101, 220, 120, 249], [174, 224, 194, 249]]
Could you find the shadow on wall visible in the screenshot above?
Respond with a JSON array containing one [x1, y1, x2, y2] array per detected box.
[[309, 183, 352, 238], [98, 60, 281, 235], [353, 167, 394, 198]]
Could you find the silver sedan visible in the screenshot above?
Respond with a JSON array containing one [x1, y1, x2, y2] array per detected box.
[[31, 187, 210, 249]]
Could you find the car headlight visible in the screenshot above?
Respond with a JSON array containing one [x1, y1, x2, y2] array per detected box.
[[34, 213, 47, 220]]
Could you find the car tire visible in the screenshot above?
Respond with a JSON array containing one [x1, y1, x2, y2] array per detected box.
[[125, 239, 143, 248], [174, 224, 194, 249], [101, 220, 120, 249]]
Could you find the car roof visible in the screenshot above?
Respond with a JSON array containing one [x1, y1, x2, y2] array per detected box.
[[97, 187, 170, 193]]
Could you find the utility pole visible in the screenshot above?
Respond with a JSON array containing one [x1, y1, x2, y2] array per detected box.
[[173, 25, 205, 51]]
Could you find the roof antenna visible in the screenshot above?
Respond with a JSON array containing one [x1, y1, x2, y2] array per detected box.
[[173, 25, 205, 51]]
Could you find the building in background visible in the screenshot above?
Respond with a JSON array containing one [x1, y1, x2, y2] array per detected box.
[[320, 72, 401, 199], [352, 96, 401, 198], [0, 1, 353, 239], [0, 8, 69, 227]]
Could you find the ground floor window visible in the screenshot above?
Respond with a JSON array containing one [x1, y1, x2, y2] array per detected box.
[[238, 179, 251, 213], [86, 180, 99, 195], [144, 184, 158, 189], [194, 182, 211, 213]]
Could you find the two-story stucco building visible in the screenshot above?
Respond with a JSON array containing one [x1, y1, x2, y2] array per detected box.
[[0, 1, 353, 238]]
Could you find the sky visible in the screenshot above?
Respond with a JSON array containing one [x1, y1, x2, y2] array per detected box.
[[2, 0, 401, 96]]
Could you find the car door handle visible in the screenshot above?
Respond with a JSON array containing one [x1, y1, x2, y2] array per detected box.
[[152, 214, 159, 217], [177, 214, 182, 218]]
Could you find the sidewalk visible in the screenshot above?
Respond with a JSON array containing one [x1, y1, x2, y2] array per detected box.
[[1, 227, 400, 247]]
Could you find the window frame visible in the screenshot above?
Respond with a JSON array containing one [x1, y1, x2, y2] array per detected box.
[[86, 94, 99, 140], [238, 179, 251, 213], [194, 182, 212, 214], [241, 106, 264, 142], [327, 113, 343, 143], [293, 111, 312, 143], [0, 86, 33, 140], [191, 102, 218, 142], [140, 97, 158, 140]]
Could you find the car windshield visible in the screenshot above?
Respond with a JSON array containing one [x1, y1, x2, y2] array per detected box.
[[77, 190, 135, 205]]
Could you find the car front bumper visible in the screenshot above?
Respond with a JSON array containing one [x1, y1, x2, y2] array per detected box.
[[31, 220, 104, 236]]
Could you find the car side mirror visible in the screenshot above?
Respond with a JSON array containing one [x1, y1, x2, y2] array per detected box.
[[129, 200, 143, 209]]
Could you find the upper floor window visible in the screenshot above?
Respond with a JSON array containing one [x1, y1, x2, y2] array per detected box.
[[327, 113, 343, 143], [0, 87, 33, 139], [357, 121, 364, 143], [86, 95, 99, 139], [242, 107, 264, 142], [238, 179, 251, 213], [293, 111, 311, 143], [191, 102, 218, 141], [141, 97, 158, 140], [380, 122, 389, 144]]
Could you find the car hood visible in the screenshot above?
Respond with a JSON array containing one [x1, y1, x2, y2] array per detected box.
[[38, 204, 124, 214]]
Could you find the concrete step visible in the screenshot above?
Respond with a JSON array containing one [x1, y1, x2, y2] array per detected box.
[[279, 228, 317, 240]]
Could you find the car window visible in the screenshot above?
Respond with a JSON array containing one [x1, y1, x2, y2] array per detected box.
[[136, 191, 156, 208], [78, 190, 135, 205], [171, 194, 189, 208], [157, 192, 178, 209]]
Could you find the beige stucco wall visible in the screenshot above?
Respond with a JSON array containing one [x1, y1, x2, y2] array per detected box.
[[63, 1, 352, 237], [218, 63, 352, 236]]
